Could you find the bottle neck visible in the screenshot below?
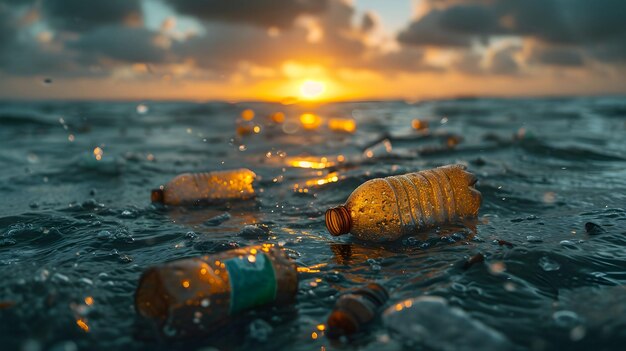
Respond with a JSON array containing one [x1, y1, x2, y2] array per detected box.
[[151, 189, 164, 203], [325, 206, 352, 236]]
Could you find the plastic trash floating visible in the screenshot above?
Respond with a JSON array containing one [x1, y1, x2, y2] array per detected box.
[[135, 244, 297, 337], [327, 283, 389, 338], [325, 164, 481, 241], [151, 168, 256, 206]]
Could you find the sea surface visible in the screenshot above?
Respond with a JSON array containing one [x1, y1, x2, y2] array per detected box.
[[0, 97, 625, 351]]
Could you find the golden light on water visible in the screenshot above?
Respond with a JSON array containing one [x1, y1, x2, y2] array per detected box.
[[294, 172, 340, 193], [299, 80, 325, 100], [270, 112, 285, 123], [84, 296, 94, 306], [300, 113, 322, 130], [289, 157, 334, 169], [93, 147, 103, 161], [241, 109, 255, 121], [76, 319, 89, 332], [328, 118, 357, 133]]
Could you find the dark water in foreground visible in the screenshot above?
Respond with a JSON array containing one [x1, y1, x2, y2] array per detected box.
[[1, 97, 625, 351]]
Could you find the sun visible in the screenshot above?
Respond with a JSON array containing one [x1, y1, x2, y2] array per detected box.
[[299, 80, 326, 100]]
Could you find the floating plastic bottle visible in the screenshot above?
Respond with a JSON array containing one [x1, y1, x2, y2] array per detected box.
[[151, 168, 256, 206], [326, 283, 389, 338], [135, 244, 297, 337], [325, 164, 481, 242], [383, 296, 511, 350]]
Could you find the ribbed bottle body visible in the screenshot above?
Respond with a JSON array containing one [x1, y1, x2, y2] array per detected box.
[[344, 164, 480, 241], [135, 245, 297, 337], [162, 168, 256, 205]]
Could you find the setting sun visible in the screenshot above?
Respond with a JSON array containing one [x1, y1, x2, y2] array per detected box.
[[299, 80, 326, 100]]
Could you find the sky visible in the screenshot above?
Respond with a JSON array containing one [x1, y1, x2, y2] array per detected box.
[[0, 0, 625, 101]]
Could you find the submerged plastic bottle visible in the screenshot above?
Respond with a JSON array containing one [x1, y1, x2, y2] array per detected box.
[[135, 244, 297, 337], [325, 164, 481, 241], [327, 283, 389, 338], [151, 168, 256, 206]]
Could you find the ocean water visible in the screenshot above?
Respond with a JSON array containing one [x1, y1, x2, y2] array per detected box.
[[0, 97, 625, 350]]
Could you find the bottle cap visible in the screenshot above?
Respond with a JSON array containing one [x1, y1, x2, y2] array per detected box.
[[325, 206, 352, 236], [151, 188, 164, 203], [327, 309, 359, 337]]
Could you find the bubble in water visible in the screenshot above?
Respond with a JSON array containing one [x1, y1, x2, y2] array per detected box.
[[543, 192, 557, 204], [136, 104, 149, 114], [52, 272, 70, 282], [552, 310, 580, 328], [538, 256, 560, 271], [35, 269, 50, 282], [238, 145, 247, 151], [27, 153, 39, 163], [201, 299, 210, 307], [503, 282, 516, 292], [488, 261, 506, 275], [120, 210, 135, 218], [79, 278, 93, 285], [570, 325, 586, 341]]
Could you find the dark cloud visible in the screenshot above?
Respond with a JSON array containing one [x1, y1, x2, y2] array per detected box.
[[165, 0, 328, 29], [528, 45, 584, 67], [398, 10, 472, 47], [361, 12, 376, 32], [69, 26, 169, 64], [398, 0, 626, 64], [42, 0, 142, 32], [0, 6, 17, 52], [438, 4, 499, 35]]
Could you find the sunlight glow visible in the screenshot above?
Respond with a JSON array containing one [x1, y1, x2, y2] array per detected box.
[[299, 80, 326, 99]]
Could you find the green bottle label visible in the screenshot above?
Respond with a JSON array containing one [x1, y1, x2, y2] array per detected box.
[[224, 252, 277, 314]]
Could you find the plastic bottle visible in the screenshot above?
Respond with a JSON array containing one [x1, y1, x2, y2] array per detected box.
[[325, 164, 481, 242], [326, 283, 389, 338], [151, 168, 256, 206], [135, 244, 297, 337], [383, 296, 511, 350]]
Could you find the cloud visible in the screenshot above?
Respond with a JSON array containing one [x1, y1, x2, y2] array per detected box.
[[0, 0, 624, 94], [41, 0, 142, 32], [164, 0, 328, 29], [398, 0, 626, 64], [489, 45, 520, 75], [69, 26, 170, 64], [398, 10, 472, 47], [361, 12, 376, 32], [527, 44, 584, 67]]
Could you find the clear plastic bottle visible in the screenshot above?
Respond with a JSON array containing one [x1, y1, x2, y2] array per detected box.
[[151, 168, 256, 206], [325, 164, 481, 241], [135, 244, 297, 337], [383, 296, 511, 350], [326, 283, 389, 338]]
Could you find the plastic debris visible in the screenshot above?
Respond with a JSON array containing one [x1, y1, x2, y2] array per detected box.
[[151, 168, 256, 206], [325, 164, 481, 241], [135, 244, 297, 338], [327, 283, 389, 338], [383, 296, 511, 350]]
